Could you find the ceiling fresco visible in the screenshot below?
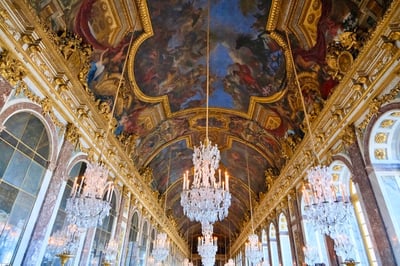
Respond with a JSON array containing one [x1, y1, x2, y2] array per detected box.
[[30, 0, 392, 255]]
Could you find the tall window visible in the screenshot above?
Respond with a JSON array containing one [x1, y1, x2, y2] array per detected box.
[[329, 160, 370, 264], [0, 112, 50, 264], [41, 162, 86, 265], [278, 214, 293, 265], [261, 229, 269, 265], [368, 109, 400, 263], [301, 199, 329, 264], [269, 223, 279, 266], [125, 212, 139, 265], [89, 190, 117, 265], [139, 221, 148, 266]]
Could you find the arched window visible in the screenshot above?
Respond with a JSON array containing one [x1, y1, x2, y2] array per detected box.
[[0, 112, 50, 264], [301, 197, 329, 265], [41, 161, 86, 265], [139, 221, 148, 266], [368, 109, 400, 263], [278, 213, 293, 265], [261, 229, 269, 264], [329, 160, 372, 265], [269, 223, 279, 266], [90, 189, 117, 265], [125, 211, 139, 265], [149, 228, 155, 255]]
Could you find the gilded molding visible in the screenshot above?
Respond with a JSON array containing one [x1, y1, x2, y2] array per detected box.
[[65, 122, 80, 146], [357, 83, 400, 134]]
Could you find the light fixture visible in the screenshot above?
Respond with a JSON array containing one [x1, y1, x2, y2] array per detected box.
[[152, 149, 171, 262], [224, 221, 235, 266], [48, 224, 79, 266], [244, 147, 262, 265], [66, 163, 113, 228], [285, 32, 354, 261], [245, 146, 262, 265], [180, 0, 231, 229], [197, 223, 218, 266], [103, 238, 118, 265], [302, 166, 352, 236], [65, 27, 136, 229]]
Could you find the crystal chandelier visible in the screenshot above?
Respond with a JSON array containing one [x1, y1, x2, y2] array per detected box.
[[302, 165, 352, 236], [244, 148, 262, 265], [245, 234, 263, 265], [197, 225, 218, 266], [152, 150, 171, 262], [285, 31, 354, 263], [152, 232, 170, 262], [180, 0, 231, 226], [103, 238, 118, 265], [66, 162, 113, 228], [48, 223, 79, 256]]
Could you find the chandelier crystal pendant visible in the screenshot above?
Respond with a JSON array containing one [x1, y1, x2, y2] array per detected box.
[[66, 162, 113, 228], [245, 234, 263, 264], [152, 232, 170, 262], [302, 165, 352, 236]]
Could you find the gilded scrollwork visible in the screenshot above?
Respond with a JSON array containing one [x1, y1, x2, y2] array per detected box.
[[65, 122, 80, 147]]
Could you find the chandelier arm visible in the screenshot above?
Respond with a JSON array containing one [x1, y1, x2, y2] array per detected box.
[[285, 32, 320, 164]]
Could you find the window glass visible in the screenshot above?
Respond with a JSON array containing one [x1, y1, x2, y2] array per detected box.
[[0, 112, 49, 264], [125, 212, 139, 266], [89, 192, 117, 266]]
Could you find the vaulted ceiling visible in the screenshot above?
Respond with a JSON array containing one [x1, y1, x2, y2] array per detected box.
[[30, 0, 391, 255]]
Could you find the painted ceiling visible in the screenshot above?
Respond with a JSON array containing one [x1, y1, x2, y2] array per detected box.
[[31, 0, 391, 254]]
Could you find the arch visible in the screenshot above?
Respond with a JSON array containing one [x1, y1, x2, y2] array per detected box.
[[278, 213, 293, 265], [328, 159, 371, 264], [269, 222, 279, 266], [0, 101, 59, 167], [125, 211, 140, 265], [365, 105, 400, 263], [0, 111, 51, 264]]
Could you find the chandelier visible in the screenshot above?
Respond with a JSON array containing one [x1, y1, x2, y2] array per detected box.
[[47, 224, 79, 266], [244, 148, 262, 265], [197, 225, 218, 266], [152, 149, 171, 262], [66, 162, 113, 228], [180, 0, 231, 227], [152, 232, 170, 262], [103, 238, 118, 265], [245, 234, 263, 265], [302, 166, 352, 236]]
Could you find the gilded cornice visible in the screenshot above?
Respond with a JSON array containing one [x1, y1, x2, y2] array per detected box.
[[0, 0, 188, 256], [231, 0, 400, 253]]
